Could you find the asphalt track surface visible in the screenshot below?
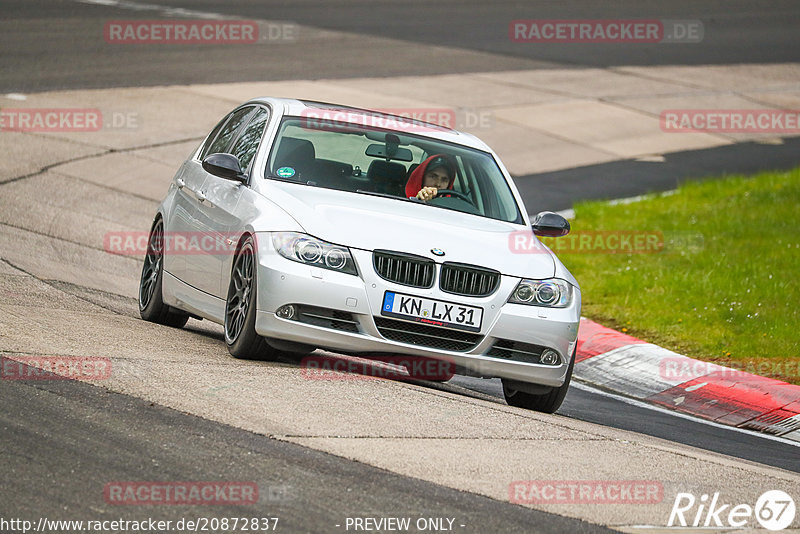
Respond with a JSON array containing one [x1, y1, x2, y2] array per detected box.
[[520, 137, 800, 213], [2, 1, 800, 533], [2, 0, 800, 93], [452, 376, 800, 473], [0, 366, 611, 533]]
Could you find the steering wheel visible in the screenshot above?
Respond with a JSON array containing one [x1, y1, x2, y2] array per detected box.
[[433, 189, 475, 205]]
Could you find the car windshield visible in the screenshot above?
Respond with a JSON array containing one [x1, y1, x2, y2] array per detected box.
[[265, 116, 524, 224]]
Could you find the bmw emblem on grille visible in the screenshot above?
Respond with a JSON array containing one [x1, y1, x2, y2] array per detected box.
[[431, 248, 445, 256]]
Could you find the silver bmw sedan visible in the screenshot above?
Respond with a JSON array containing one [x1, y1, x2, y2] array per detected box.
[[138, 97, 580, 413]]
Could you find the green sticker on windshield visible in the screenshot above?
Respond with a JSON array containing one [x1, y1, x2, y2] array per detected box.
[[276, 166, 296, 178]]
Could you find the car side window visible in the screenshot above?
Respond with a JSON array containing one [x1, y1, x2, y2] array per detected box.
[[198, 116, 228, 161], [203, 106, 255, 159], [230, 107, 270, 172]]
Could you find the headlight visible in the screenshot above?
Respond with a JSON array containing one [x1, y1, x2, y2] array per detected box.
[[272, 232, 358, 275], [509, 278, 572, 308]]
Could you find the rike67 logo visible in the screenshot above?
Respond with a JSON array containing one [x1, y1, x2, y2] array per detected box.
[[668, 490, 796, 531]]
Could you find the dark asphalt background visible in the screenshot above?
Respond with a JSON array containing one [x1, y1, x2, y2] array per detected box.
[[2, 0, 799, 92]]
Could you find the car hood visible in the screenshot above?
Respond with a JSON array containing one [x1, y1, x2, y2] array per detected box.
[[267, 183, 555, 279]]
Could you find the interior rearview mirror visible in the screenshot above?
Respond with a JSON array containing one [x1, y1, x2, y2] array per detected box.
[[365, 143, 413, 162]]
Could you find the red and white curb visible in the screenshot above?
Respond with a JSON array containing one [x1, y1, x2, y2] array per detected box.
[[574, 318, 800, 441]]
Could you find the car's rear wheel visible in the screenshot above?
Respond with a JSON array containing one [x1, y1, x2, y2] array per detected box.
[[502, 347, 575, 413], [139, 218, 190, 328], [224, 236, 276, 360]]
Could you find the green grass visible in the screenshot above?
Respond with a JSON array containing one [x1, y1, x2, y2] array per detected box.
[[541, 167, 800, 384]]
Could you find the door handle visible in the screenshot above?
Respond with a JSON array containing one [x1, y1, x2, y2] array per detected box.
[[176, 177, 186, 189], [196, 190, 207, 203]]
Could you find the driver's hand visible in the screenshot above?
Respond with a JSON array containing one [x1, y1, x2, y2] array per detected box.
[[416, 186, 438, 201]]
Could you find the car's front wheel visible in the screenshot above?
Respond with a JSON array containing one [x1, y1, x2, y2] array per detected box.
[[501, 347, 575, 413], [224, 236, 276, 360], [139, 218, 190, 328]]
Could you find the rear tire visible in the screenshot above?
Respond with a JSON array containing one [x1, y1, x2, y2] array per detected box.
[[224, 236, 276, 361], [502, 347, 575, 413], [138, 218, 190, 328]]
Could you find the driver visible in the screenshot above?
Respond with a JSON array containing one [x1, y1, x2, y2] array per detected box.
[[405, 154, 456, 201]]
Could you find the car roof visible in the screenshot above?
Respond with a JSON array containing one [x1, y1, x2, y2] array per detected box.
[[244, 96, 492, 151]]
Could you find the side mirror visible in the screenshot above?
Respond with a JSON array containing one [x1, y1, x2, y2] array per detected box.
[[531, 211, 570, 237], [202, 153, 247, 182]]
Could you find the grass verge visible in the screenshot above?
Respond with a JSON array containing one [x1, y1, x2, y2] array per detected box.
[[541, 167, 800, 385]]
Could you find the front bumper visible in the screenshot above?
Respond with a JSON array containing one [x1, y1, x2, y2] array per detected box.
[[253, 233, 580, 387]]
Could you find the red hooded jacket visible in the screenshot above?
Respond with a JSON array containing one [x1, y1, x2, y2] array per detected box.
[[404, 154, 456, 198]]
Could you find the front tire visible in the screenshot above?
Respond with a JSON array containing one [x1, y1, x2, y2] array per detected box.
[[502, 347, 575, 413], [138, 218, 190, 328], [224, 236, 276, 360]]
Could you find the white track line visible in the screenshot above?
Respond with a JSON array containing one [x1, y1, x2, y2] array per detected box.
[[76, 0, 228, 19], [571, 380, 800, 448]]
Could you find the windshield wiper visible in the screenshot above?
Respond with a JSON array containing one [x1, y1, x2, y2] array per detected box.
[[266, 174, 318, 186], [355, 190, 416, 202]]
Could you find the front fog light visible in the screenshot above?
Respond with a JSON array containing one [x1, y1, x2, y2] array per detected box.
[[540, 349, 559, 365], [276, 304, 296, 319]]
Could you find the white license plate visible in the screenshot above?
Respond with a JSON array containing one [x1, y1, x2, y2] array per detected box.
[[381, 291, 483, 333]]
